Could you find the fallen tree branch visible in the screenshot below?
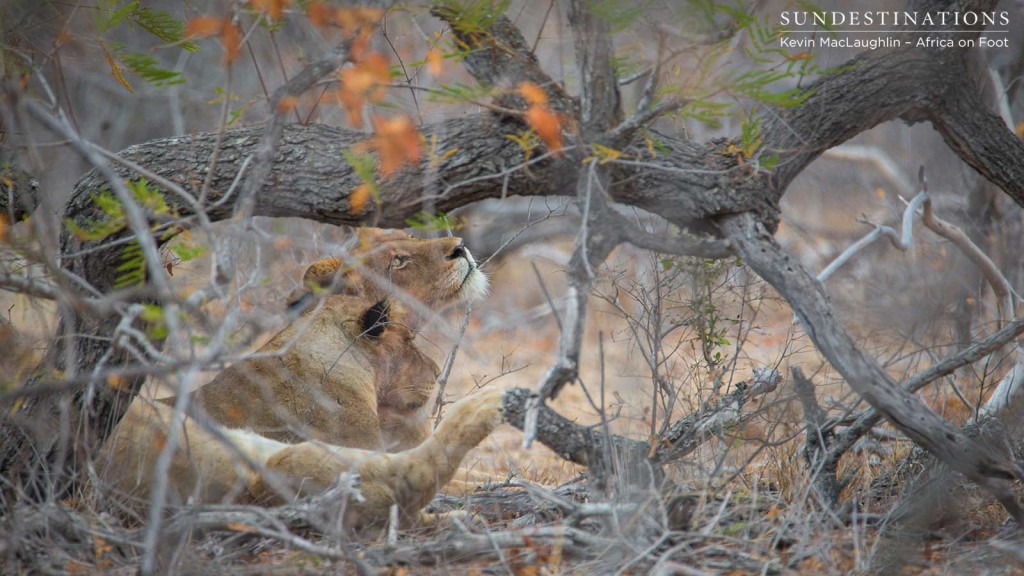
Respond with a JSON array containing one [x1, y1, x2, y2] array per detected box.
[[504, 387, 649, 472], [365, 524, 614, 566], [828, 315, 1024, 458], [721, 212, 1024, 523], [652, 368, 780, 463], [505, 371, 780, 470]]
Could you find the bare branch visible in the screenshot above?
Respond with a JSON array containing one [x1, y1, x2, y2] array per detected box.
[[503, 387, 650, 471], [721, 212, 1024, 522], [919, 193, 1014, 326], [235, 38, 355, 221], [829, 316, 1024, 458]]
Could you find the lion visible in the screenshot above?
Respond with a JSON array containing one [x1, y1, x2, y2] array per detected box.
[[100, 228, 499, 523], [181, 227, 489, 451], [288, 227, 490, 316], [101, 298, 506, 529]]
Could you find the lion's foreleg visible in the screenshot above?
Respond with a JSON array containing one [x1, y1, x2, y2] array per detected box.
[[250, 387, 505, 528], [376, 386, 505, 516]]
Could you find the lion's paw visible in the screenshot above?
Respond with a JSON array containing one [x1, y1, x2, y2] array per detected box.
[[444, 386, 506, 442], [465, 385, 506, 429]]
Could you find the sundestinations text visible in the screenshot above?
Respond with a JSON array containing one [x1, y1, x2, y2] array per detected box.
[[779, 11, 1009, 27]]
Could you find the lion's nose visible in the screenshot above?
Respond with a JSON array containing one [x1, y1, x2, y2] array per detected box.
[[448, 244, 468, 261]]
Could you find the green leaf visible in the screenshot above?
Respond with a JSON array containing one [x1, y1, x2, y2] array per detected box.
[[117, 51, 184, 86], [405, 211, 462, 232], [427, 82, 498, 105], [140, 303, 168, 339], [132, 5, 198, 52], [170, 242, 204, 262], [96, 0, 139, 33], [343, 149, 380, 196], [114, 241, 146, 288]]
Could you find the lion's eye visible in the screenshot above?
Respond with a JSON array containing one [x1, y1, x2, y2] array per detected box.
[[390, 255, 410, 270]]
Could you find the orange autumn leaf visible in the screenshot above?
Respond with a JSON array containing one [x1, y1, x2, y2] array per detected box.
[[525, 105, 563, 153], [276, 95, 299, 114], [349, 31, 372, 61], [337, 52, 390, 127], [426, 48, 444, 76], [184, 15, 222, 38], [369, 115, 422, 176], [335, 7, 380, 59], [355, 7, 383, 23], [336, 6, 382, 35], [306, 2, 333, 27], [335, 8, 359, 35], [354, 52, 390, 100], [249, 0, 291, 21], [350, 183, 371, 215], [219, 20, 243, 63], [101, 43, 133, 93], [226, 522, 258, 533], [106, 374, 129, 391], [269, 0, 290, 21], [152, 430, 167, 452], [519, 81, 548, 106], [333, 88, 364, 127]]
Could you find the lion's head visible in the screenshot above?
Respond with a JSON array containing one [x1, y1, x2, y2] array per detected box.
[[290, 228, 489, 313]]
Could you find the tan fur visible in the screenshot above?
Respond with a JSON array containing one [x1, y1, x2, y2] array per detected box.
[[186, 228, 488, 451], [101, 399, 261, 506], [295, 228, 490, 309], [190, 296, 437, 450], [0, 318, 36, 390], [248, 386, 505, 529], [102, 386, 505, 529]]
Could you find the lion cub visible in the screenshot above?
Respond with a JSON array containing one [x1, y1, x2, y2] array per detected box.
[[185, 228, 488, 451]]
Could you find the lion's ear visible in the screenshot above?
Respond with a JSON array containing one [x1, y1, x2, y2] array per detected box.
[[300, 257, 364, 296], [302, 258, 343, 289], [359, 299, 391, 339]]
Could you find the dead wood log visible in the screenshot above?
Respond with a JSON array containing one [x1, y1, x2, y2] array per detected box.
[[503, 371, 780, 482]]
